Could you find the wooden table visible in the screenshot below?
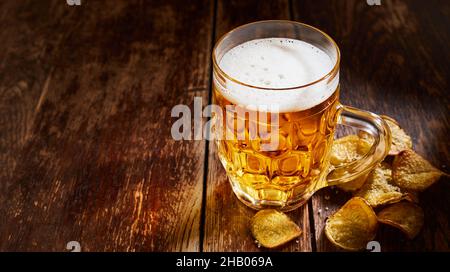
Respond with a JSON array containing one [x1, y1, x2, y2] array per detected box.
[[0, 0, 448, 252]]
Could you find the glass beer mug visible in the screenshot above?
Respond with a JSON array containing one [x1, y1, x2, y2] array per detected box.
[[212, 21, 391, 211]]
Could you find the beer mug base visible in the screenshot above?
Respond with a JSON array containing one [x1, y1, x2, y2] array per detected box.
[[228, 175, 316, 212]]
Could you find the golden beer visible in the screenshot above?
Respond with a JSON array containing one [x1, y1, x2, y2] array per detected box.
[[213, 83, 340, 208]]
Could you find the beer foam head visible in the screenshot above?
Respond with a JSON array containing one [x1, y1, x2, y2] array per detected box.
[[217, 38, 338, 112]]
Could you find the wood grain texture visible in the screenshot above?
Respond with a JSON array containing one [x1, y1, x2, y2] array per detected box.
[[0, 0, 213, 251], [203, 0, 313, 252], [0, 0, 448, 252], [293, 0, 450, 251]]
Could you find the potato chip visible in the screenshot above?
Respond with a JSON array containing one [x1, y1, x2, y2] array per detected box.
[[377, 202, 424, 239], [330, 135, 372, 167], [392, 149, 446, 191], [325, 197, 378, 251], [251, 209, 301, 248], [337, 172, 368, 192], [381, 115, 412, 155], [354, 162, 405, 207]]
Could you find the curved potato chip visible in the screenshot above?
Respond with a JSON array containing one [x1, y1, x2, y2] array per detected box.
[[381, 115, 412, 155], [251, 209, 301, 248], [377, 202, 424, 239], [392, 149, 446, 191], [330, 135, 372, 167], [325, 197, 378, 251], [354, 162, 405, 207], [337, 172, 369, 192]]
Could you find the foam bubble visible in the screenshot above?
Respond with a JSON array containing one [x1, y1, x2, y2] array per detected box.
[[217, 38, 338, 112]]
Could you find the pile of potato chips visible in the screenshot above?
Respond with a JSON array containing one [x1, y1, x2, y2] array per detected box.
[[250, 115, 447, 250]]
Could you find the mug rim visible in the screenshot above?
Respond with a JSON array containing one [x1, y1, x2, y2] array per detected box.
[[212, 20, 341, 91]]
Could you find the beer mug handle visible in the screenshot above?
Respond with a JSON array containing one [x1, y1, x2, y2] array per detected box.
[[326, 105, 391, 186]]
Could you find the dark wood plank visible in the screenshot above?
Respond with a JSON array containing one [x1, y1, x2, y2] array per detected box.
[[293, 0, 450, 251], [0, 1, 64, 205], [203, 0, 313, 252], [0, 0, 213, 251]]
